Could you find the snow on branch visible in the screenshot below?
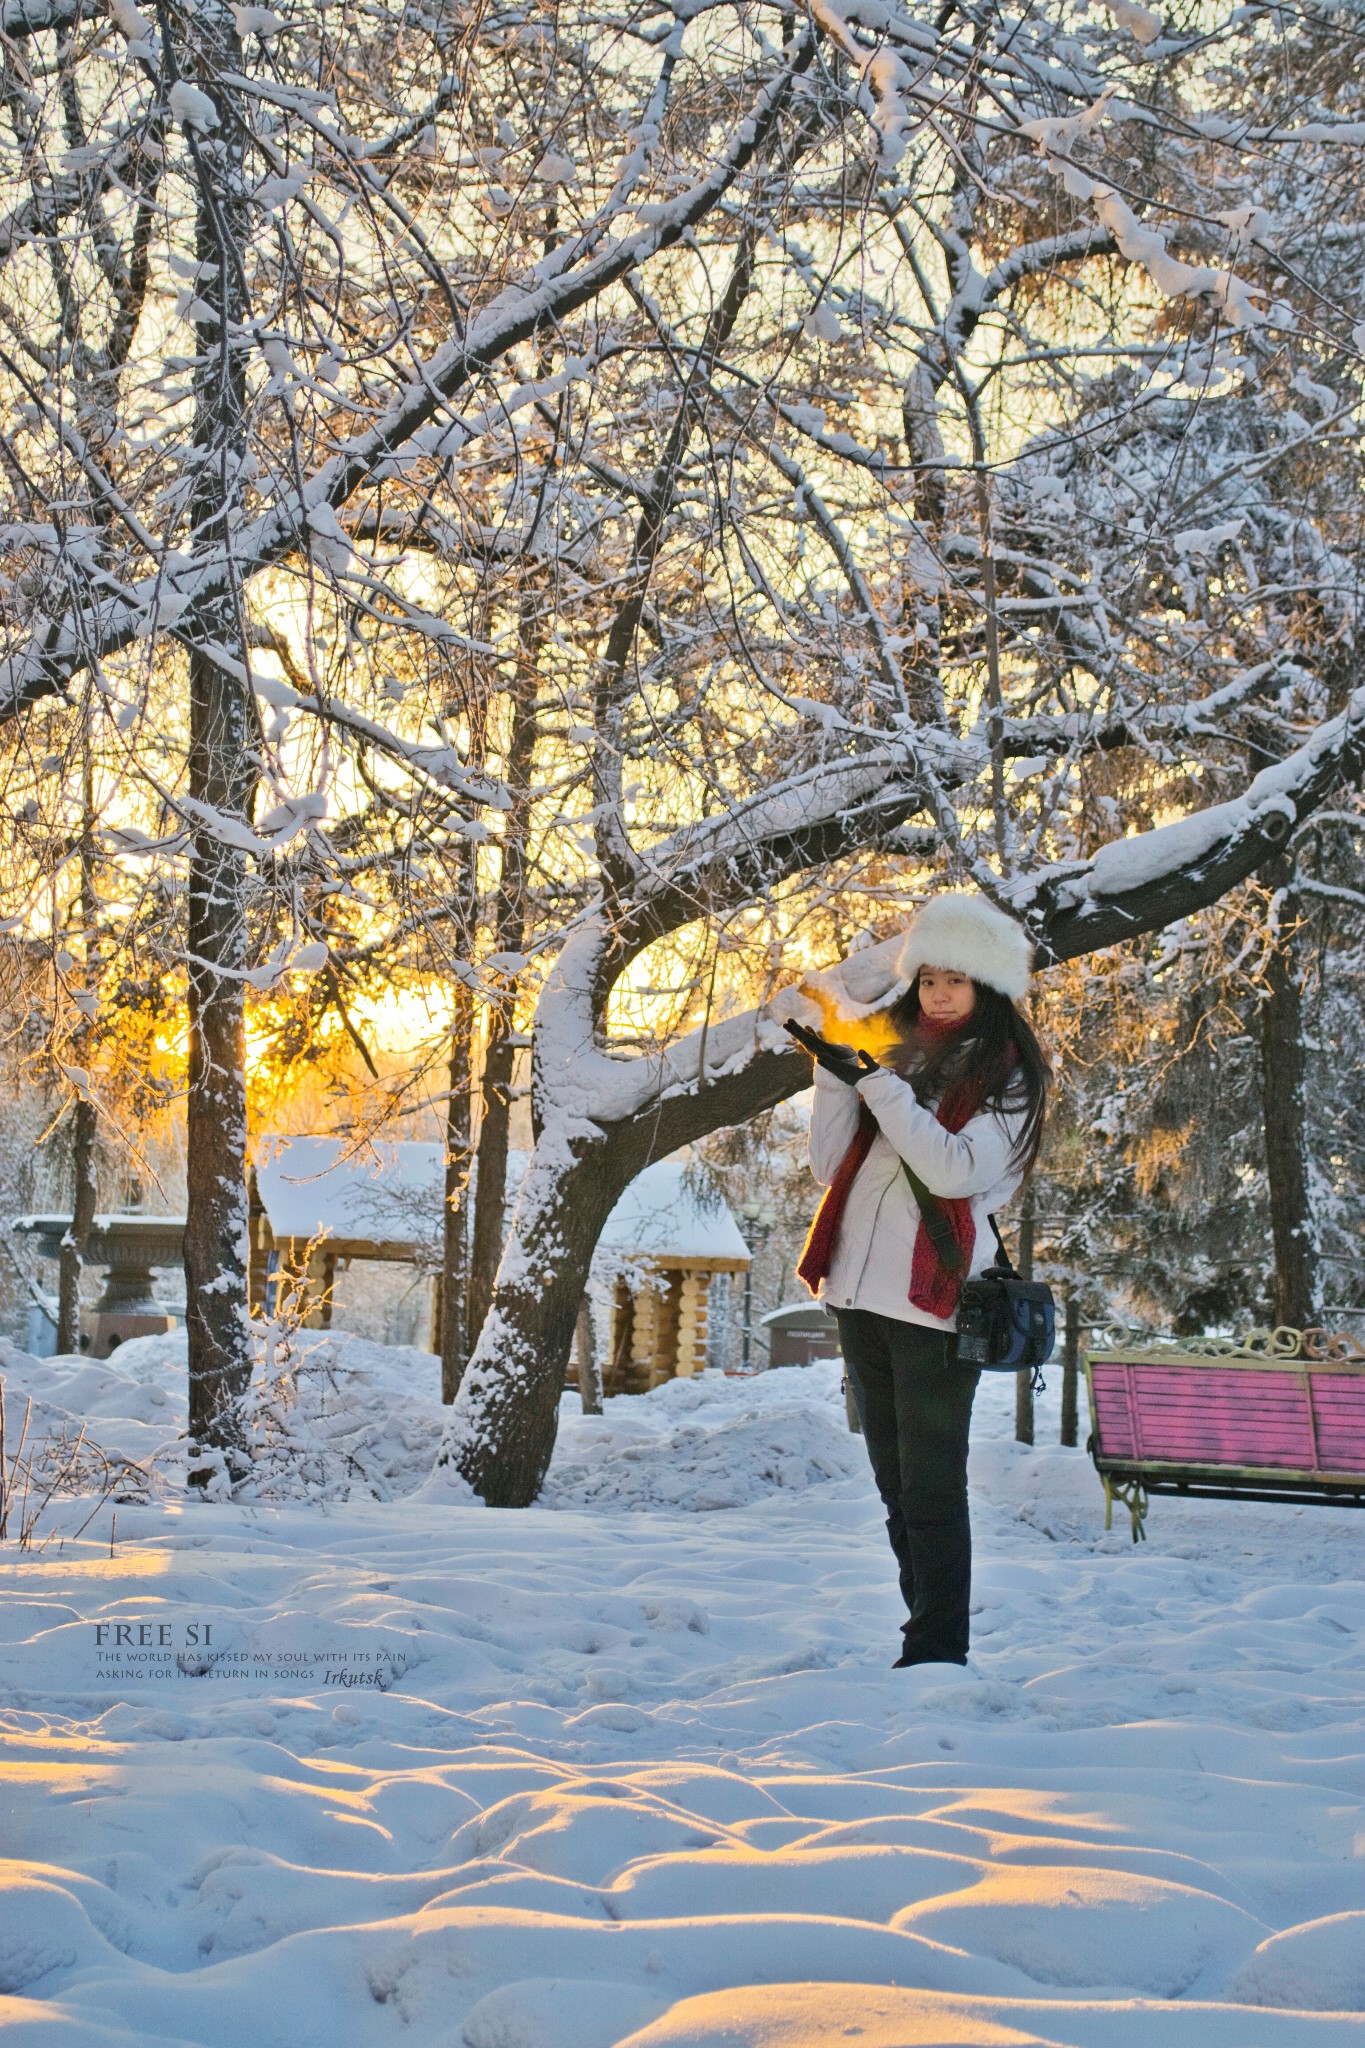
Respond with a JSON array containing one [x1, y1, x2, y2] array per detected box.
[[1096, 0, 1162, 43], [1026, 681, 1365, 960], [1020, 99, 1269, 329]]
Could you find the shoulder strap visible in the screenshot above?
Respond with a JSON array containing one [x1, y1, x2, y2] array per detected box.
[[985, 1211, 1016, 1274], [900, 1162, 968, 1276]]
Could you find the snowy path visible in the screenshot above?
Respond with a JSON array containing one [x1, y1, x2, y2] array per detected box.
[[1, 1350, 1363, 2046]]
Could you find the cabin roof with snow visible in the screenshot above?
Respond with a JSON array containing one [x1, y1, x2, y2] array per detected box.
[[596, 1160, 749, 1267], [251, 1137, 749, 1269], [253, 1137, 444, 1255]]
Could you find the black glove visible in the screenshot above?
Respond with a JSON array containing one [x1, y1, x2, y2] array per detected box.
[[785, 1018, 879, 1086]]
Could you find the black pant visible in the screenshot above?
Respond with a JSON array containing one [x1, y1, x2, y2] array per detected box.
[[835, 1309, 980, 1664]]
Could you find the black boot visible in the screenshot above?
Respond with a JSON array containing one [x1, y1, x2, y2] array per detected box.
[[892, 1641, 967, 1669]]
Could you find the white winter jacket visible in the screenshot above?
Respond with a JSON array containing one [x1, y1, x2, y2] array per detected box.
[[807, 1063, 1026, 1332]]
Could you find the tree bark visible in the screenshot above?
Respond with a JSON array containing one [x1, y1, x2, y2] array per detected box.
[[444, 1143, 630, 1502], [1258, 857, 1319, 1330], [440, 974, 475, 1404], [469, 616, 538, 1347], [56, 1094, 96, 1354], [57, 758, 98, 1355], [899, 358, 947, 724], [178, 5, 256, 1467], [575, 1293, 603, 1415], [468, 1011, 514, 1348]]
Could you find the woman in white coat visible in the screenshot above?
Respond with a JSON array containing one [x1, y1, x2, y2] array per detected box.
[[795, 895, 1048, 1668]]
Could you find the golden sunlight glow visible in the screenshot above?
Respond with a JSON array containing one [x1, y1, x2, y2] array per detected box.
[[802, 983, 904, 1059], [5, 1549, 172, 1581]]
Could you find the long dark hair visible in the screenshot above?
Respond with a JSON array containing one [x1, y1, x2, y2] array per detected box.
[[884, 973, 1048, 1174]]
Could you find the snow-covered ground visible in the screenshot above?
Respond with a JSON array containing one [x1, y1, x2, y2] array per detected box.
[[1, 1334, 1363, 2046]]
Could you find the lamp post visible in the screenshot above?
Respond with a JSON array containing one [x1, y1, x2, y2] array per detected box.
[[737, 1200, 776, 1372]]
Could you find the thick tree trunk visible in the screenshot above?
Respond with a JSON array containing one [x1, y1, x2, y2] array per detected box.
[[469, 606, 538, 1345], [468, 1014, 515, 1347], [184, 766, 253, 1459], [443, 1140, 630, 1502], [179, 6, 256, 1466], [440, 979, 475, 1404], [56, 1094, 97, 1354], [575, 1294, 603, 1415], [1258, 860, 1319, 1330], [57, 769, 98, 1355], [900, 360, 947, 724]]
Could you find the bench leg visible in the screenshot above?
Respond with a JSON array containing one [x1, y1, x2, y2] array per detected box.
[[1121, 1480, 1148, 1543], [1103, 1475, 1148, 1542]]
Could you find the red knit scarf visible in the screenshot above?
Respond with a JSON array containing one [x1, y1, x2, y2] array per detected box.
[[797, 1024, 994, 1320]]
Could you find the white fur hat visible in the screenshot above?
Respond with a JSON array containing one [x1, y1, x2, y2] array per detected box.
[[895, 893, 1033, 1001]]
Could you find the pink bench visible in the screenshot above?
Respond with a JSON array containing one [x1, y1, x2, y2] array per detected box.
[[1084, 1331, 1365, 1540]]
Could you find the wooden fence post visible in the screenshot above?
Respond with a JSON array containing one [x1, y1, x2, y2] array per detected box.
[[575, 1295, 604, 1415], [1060, 1294, 1080, 1447], [1014, 1185, 1035, 1445]]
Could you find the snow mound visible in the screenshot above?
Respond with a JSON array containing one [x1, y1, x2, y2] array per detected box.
[[613, 1982, 1048, 2047], [0, 1870, 123, 1995], [229, 1331, 445, 1503], [895, 1865, 1265, 1998], [0, 1329, 447, 1506], [71, 1330, 188, 1392], [543, 1363, 863, 1511], [1227, 1911, 1365, 2010], [460, 1976, 667, 2048]]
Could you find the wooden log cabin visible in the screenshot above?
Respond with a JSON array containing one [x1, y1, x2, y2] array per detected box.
[[248, 1139, 750, 1388], [591, 1160, 751, 1394]]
